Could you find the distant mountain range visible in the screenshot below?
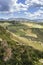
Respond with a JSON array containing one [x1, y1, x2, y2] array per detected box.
[[0, 18, 43, 22]]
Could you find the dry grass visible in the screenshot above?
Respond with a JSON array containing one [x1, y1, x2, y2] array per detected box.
[[22, 23, 43, 28], [7, 30, 43, 52]]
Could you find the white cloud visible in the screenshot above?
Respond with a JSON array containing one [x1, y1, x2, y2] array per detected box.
[[9, 0, 43, 19], [40, 7, 43, 9], [25, 0, 43, 5], [10, 0, 43, 13], [0, 0, 43, 20], [24, 10, 43, 19], [10, 0, 28, 12]]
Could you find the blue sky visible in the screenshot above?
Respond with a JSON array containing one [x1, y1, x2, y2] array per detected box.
[[0, 0, 43, 19]]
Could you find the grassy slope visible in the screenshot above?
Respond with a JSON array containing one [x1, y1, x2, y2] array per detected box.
[[8, 22, 43, 51], [0, 22, 43, 65]]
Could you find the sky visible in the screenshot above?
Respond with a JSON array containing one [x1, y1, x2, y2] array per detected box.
[[0, 0, 43, 20]]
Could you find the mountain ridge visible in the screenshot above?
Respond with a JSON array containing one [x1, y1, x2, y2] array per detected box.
[[0, 18, 43, 22]]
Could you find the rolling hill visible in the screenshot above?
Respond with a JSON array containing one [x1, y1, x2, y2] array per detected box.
[[0, 21, 43, 65]]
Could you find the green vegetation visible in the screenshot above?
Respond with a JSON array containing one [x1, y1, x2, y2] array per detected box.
[[0, 21, 43, 65]]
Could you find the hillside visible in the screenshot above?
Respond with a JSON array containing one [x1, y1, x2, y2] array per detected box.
[[0, 21, 43, 65]]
